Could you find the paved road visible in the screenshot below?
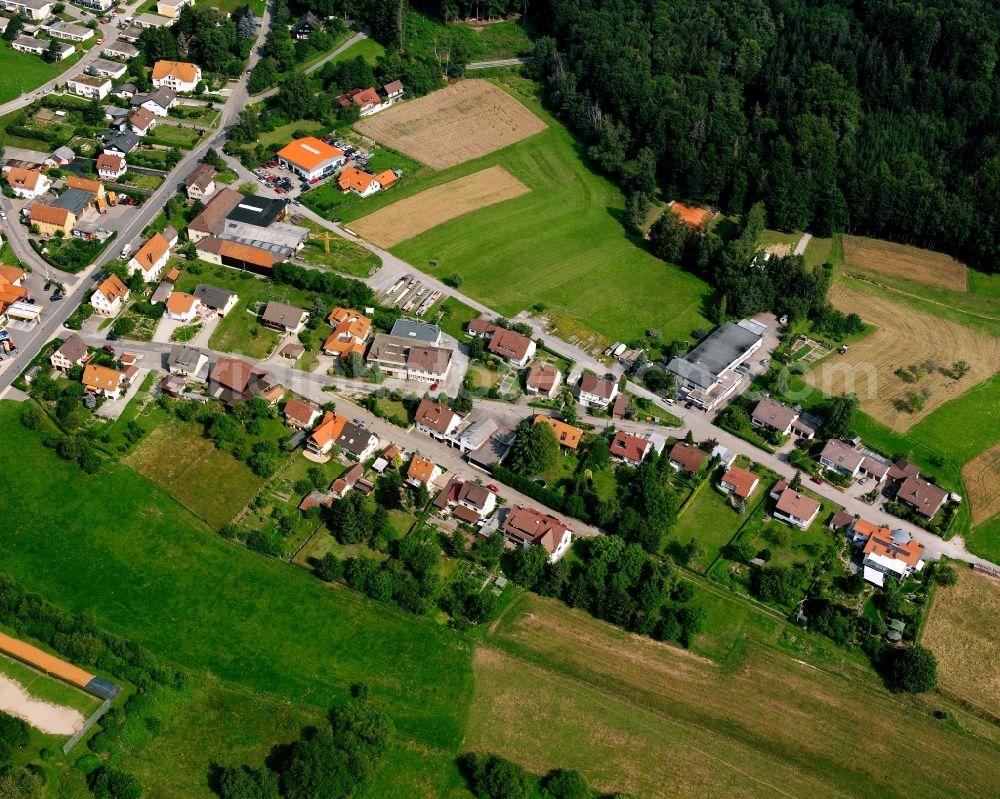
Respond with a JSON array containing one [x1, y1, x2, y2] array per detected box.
[[794, 233, 812, 256], [251, 30, 368, 101], [466, 57, 530, 70]]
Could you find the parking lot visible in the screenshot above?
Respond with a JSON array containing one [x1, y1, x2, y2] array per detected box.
[[378, 273, 442, 316], [252, 135, 373, 203]]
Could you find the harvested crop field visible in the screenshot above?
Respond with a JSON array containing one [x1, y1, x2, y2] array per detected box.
[[354, 79, 547, 169], [349, 166, 529, 247], [962, 442, 1000, 526], [806, 284, 1000, 431], [124, 417, 267, 528], [469, 593, 1000, 798], [924, 568, 1000, 718], [842, 235, 968, 291]]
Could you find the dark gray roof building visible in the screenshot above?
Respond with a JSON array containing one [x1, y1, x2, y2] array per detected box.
[[225, 195, 287, 227], [193, 283, 235, 311], [667, 321, 763, 391], [390, 318, 442, 344]]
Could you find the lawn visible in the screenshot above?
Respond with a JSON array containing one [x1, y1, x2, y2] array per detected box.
[[422, 296, 480, 341], [758, 229, 802, 251], [123, 415, 272, 528], [257, 118, 326, 149], [294, 218, 382, 277], [0, 401, 474, 755], [802, 236, 833, 269], [147, 124, 203, 148], [328, 36, 385, 66], [347, 74, 713, 348], [469, 592, 1000, 799], [670, 481, 765, 571], [0, 45, 84, 105]]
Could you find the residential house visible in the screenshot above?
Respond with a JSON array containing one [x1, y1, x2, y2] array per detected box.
[[167, 344, 207, 379], [323, 307, 371, 360], [11, 36, 74, 60], [668, 442, 709, 475], [667, 319, 765, 410], [96, 153, 126, 181], [102, 130, 140, 157], [307, 411, 348, 456], [610, 431, 654, 467], [261, 301, 308, 335], [336, 421, 378, 460], [533, 414, 583, 450], [134, 11, 176, 28], [192, 284, 237, 317], [339, 87, 383, 116], [414, 398, 461, 441], [845, 518, 925, 586], [105, 104, 129, 128], [78, 0, 114, 9], [611, 393, 629, 420], [2, 0, 53, 21], [290, 11, 321, 39], [579, 373, 618, 409], [331, 463, 365, 499], [41, 20, 93, 42], [188, 188, 248, 242], [452, 417, 499, 454], [467, 426, 516, 471], [337, 167, 384, 198], [406, 455, 441, 488], [128, 233, 172, 282], [366, 334, 453, 383], [0, 266, 26, 318], [434, 478, 496, 520], [104, 41, 140, 60], [133, 87, 177, 116], [772, 485, 821, 529], [390, 318, 442, 345], [67, 74, 112, 100], [501, 505, 573, 563], [719, 466, 760, 499], [383, 80, 404, 104], [184, 163, 217, 202], [489, 328, 535, 367], [165, 291, 200, 322], [887, 459, 921, 486], [525, 362, 561, 399], [209, 356, 273, 405], [46, 146, 75, 168], [49, 334, 90, 373], [151, 59, 201, 93], [4, 167, 50, 199], [283, 398, 321, 431], [751, 398, 816, 439], [90, 274, 129, 315], [29, 203, 75, 236], [276, 137, 345, 181], [89, 58, 128, 79], [896, 475, 949, 519], [82, 364, 125, 399], [129, 107, 156, 136], [819, 439, 865, 477], [117, 26, 144, 43], [156, 0, 193, 18]]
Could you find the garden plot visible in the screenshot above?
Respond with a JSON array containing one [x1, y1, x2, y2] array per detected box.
[[789, 335, 831, 365], [353, 79, 547, 169]]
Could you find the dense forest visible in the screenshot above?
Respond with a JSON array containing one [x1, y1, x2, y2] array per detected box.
[[339, 0, 1000, 271]]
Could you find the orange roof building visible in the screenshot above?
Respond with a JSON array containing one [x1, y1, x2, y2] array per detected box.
[[534, 415, 583, 450], [323, 307, 372, 359], [337, 166, 381, 196], [307, 410, 349, 455], [165, 291, 198, 318], [29, 203, 74, 235], [66, 175, 105, 196], [5, 166, 49, 197], [152, 59, 202, 91], [276, 136, 345, 180], [82, 363, 124, 396], [720, 466, 760, 499], [374, 169, 397, 189], [128, 233, 171, 280], [407, 454, 440, 486], [0, 272, 27, 310], [669, 201, 714, 231]]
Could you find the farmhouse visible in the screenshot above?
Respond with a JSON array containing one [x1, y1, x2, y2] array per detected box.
[[187, 188, 244, 241], [184, 163, 217, 201], [283, 398, 321, 430], [290, 11, 321, 39], [610, 431, 656, 467], [96, 153, 127, 181], [90, 274, 129, 315], [668, 442, 709, 475], [366, 334, 453, 383], [525, 361, 562, 398], [167, 344, 207, 378], [1, 0, 53, 21], [276, 137, 345, 181], [771, 484, 821, 530], [165, 292, 200, 322], [192, 284, 237, 317], [29, 203, 75, 236], [719, 465, 760, 499], [501, 505, 573, 563], [261, 301, 308, 334], [896, 475, 949, 519], [667, 320, 764, 409], [50, 334, 90, 373], [534, 415, 583, 450], [4, 167, 50, 199], [82, 364, 125, 399], [407, 455, 441, 488], [578, 373, 618, 409], [151, 60, 201, 93], [323, 307, 371, 359], [751, 398, 815, 439], [209, 356, 274, 405], [414, 398, 461, 440], [67, 73, 112, 100], [128, 233, 172, 282]]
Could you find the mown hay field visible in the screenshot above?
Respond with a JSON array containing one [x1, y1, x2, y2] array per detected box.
[[468, 593, 1000, 798], [923, 568, 1000, 718], [349, 166, 529, 247], [842, 235, 968, 291], [807, 284, 1000, 431], [962, 442, 1000, 526], [354, 79, 547, 169]]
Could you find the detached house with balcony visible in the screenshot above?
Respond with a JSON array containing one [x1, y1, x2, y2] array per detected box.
[[128, 233, 172, 283], [90, 274, 129, 316], [501, 505, 573, 563], [151, 60, 201, 93], [770, 482, 821, 529]]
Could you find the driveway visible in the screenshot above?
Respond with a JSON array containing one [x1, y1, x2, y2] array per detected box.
[[95, 367, 148, 420]]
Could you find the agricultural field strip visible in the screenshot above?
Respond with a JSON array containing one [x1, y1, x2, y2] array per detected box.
[[350, 165, 529, 247], [841, 235, 968, 292], [961, 442, 1000, 526]]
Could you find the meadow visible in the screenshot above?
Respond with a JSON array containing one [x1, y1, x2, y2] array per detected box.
[[0, 45, 83, 106], [349, 75, 713, 348], [670, 479, 770, 571]]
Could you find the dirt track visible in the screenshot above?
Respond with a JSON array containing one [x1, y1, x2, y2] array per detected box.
[[354, 80, 547, 169], [349, 166, 529, 247]]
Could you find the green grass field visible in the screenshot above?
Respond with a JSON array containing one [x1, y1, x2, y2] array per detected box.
[[257, 119, 326, 149], [0, 654, 101, 718], [423, 296, 480, 341], [0, 44, 83, 105], [295, 218, 382, 277], [353, 75, 712, 347], [802, 236, 833, 269], [329, 36, 386, 66], [671, 481, 767, 571], [147, 124, 203, 148], [0, 402, 473, 756]]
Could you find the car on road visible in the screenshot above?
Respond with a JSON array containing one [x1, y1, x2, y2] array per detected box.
[[760, 358, 770, 366], [487, 484, 499, 494], [810, 476, 823, 485], [332, 217, 341, 224], [120, 244, 132, 258], [43, 282, 51, 291], [0, 209, 6, 220], [106, 333, 119, 342], [50, 293, 63, 302]]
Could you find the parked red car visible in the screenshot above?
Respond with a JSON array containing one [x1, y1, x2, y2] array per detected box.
[[487, 484, 500, 494]]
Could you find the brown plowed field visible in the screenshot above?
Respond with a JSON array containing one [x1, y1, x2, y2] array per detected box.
[[806, 285, 1000, 430], [348, 166, 529, 247], [962, 442, 1000, 526], [354, 79, 547, 169], [842, 235, 968, 291]]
